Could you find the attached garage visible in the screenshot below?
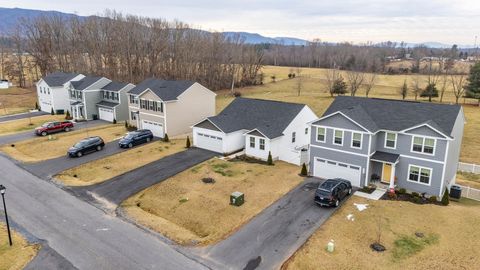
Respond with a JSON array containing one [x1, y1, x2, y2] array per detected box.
[[313, 158, 361, 187], [142, 120, 164, 138], [99, 107, 115, 122], [194, 131, 223, 153]]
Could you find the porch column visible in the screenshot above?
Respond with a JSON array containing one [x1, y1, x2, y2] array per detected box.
[[389, 163, 396, 189]]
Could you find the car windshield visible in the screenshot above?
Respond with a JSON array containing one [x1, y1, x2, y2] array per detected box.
[[41, 122, 51, 127], [73, 141, 88, 148], [124, 133, 137, 139]]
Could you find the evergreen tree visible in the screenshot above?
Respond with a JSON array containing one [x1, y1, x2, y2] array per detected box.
[[420, 82, 439, 102], [441, 188, 450, 206], [267, 151, 273, 165], [113, 118, 117, 124], [50, 108, 55, 115], [399, 79, 408, 100], [466, 62, 480, 105], [186, 136, 191, 148], [300, 163, 308, 176], [35, 102, 39, 110], [125, 121, 128, 129], [163, 133, 169, 142], [332, 76, 348, 95], [65, 110, 71, 120]]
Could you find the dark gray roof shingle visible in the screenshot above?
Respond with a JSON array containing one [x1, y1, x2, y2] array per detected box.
[[200, 97, 306, 139], [70, 76, 104, 90], [319, 96, 461, 136], [42, 72, 80, 87], [96, 101, 119, 108], [101, 81, 130, 92], [371, 151, 400, 163], [127, 78, 195, 101]]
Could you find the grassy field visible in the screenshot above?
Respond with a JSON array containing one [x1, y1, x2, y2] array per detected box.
[[122, 158, 303, 246], [283, 196, 480, 270], [0, 224, 38, 270], [456, 171, 480, 189], [0, 114, 65, 136], [55, 139, 186, 186], [218, 66, 480, 166], [0, 87, 37, 116], [1, 124, 125, 162]]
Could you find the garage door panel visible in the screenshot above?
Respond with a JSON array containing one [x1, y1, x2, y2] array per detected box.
[[195, 131, 223, 153], [142, 120, 164, 138], [314, 158, 361, 187], [99, 108, 114, 122]]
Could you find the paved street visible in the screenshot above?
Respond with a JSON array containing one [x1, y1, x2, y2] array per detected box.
[[196, 178, 345, 270], [0, 111, 47, 123], [0, 155, 208, 270], [73, 148, 217, 206]]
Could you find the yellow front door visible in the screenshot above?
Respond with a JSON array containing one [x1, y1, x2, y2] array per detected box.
[[382, 163, 392, 183]]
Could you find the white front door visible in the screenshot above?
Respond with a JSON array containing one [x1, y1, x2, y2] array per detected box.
[[142, 120, 164, 138], [313, 158, 362, 187], [195, 131, 223, 153], [99, 107, 115, 122]]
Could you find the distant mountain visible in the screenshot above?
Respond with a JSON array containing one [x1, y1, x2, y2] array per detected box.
[[223, 32, 308, 45]]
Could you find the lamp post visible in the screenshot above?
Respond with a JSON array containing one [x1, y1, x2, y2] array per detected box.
[[0, 185, 12, 246]]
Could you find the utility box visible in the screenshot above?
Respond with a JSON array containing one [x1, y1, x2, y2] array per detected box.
[[450, 185, 462, 200], [230, 191, 244, 206]]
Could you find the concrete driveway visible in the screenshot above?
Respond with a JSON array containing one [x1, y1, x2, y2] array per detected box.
[[0, 120, 108, 145], [195, 177, 349, 270], [0, 111, 47, 123], [72, 147, 217, 206]]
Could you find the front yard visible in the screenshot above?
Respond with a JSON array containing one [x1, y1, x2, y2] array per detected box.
[[283, 196, 480, 270], [0, 114, 65, 136], [55, 139, 186, 186], [0, 224, 38, 270], [122, 158, 303, 246], [0, 87, 38, 116], [0, 124, 125, 162]]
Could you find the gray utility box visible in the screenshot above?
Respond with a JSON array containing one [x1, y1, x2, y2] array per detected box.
[[230, 191, 244, 206]]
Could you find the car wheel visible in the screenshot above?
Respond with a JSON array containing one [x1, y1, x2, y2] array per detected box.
[[335, 199, 339, 207], [76, 152, 83, 157], [64, 127, 70, 132], [41, 131, 47, 136], [348, 188, 352, 195], [96, 145, 103, 151], [128, 143, 133, 148], [146, 137, 151, 142]]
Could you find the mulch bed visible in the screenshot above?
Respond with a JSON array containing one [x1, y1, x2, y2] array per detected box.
[[381, 192, 443, 206], [359, 186, 376, 194], [229, 154, 270, 165]]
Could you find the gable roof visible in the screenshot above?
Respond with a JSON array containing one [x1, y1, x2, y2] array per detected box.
[[197, 97, 306, 139], [101, 81, 130, 92], [317, 96, 461, 137], [127, 78, 195, 101], [42, 72, 80, 87], [70, 76, 104, 90]]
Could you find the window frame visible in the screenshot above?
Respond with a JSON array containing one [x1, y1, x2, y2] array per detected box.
[[316, 127, 326, 143], [411, 136, 436, 156], [305, 127, 308, 135], [407, 164, 432, 186], [351, 132, 362, 149], [292, 132, 296, 143], [249, 136, 255, 148], [259, 138, 265, 150], [333, 129, 343, 146], [384, 132, 397, 149]]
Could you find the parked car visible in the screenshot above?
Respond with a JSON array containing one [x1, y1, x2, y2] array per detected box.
[[35, 121, 74, 136], [68, 136, 105, 157], [118, 129, 153, 148], [314, 178, 352, 207]]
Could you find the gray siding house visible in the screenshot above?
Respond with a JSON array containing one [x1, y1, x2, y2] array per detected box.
[[309, 96, 464, 197]]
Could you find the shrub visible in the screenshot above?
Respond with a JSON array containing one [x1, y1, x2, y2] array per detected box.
[[398, 188, 406, 195], [112, 118, 117, 124], [387, 191, 397, 199], [233, 91, 241, 97], [300, 163, 308, 176], [65, 110, 71, 120], [186, 136, 191, 148], [267, 151, 273, 165], [371, 174, 380, 182], [411, 192, 420, 198], [429, 196, 438, 203], [50, 108, 55, 115], [35, 102, 39, 110], [163, 133, 169, 142], [125, 121, 128, 129], [288, 73, 293, 79], [412, 196, 422, 204], [441, 188, 449, 206]]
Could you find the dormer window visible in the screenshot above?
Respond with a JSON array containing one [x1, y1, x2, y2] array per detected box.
[[385, 132, 396, 149]]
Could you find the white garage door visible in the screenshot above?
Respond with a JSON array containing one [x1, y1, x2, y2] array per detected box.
[[142, 120, 164, 138], [195, 131, 223, 153], [99, 107, 114, 122], [313, 158, 361, 187]]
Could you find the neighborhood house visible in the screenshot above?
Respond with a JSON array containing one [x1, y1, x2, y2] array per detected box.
[[192, 97, 318, 165], [309, 96, 464, 197], [36, 72, 85, 113]]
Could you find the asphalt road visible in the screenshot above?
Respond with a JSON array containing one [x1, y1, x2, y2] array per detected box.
[[0, 155, 208, 270], [73, 148, 217, 206], [0, 111, 47, 123], [196, 178, 346, 270], [22, 140, 127, 179], [0, 120, 109, 145]]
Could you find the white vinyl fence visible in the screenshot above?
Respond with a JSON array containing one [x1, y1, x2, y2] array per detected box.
[[458, 162, 480, 174], [456, 185, 480, 201]]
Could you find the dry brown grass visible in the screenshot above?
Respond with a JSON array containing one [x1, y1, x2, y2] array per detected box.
[[55, 139, 186, 186], [218, 66, 480, 164], [456, 171, 480, 189], [0, 224, 38, 270], [283, 196, 480, 270], [0, 124, 126, 162], [0, 114, 65, 136], [0, 87, 37, 116], [122, 158, 303, 246]]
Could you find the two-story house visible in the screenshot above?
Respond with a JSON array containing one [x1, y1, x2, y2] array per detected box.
[[67, 76, 111, 120], [97, 81, 135, 122], [127, 78, 216, 138], [192, 98, 318, 165], [36, 72, 85, 113], [309, 96, 464, 197]]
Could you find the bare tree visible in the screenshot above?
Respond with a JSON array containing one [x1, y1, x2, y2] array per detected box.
[[451, 74, 466, 104], [325, 67, 340, 97], [411, 74, 422, 101], [346, 70, 365, 96], [363, 73, 377, 97], [399, 79, 408, 100], [296, 68, 303, 96]]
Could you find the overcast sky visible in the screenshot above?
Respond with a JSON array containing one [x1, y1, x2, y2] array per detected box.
[[1, 0, 479, 45]]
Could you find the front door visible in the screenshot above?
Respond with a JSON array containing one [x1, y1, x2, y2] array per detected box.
[[382, 163, 392, 183]]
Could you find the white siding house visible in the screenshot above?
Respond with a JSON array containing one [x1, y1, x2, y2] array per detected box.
[[36, 72, 85, 113]]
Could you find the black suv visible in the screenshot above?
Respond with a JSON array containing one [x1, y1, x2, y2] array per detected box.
[[68, 136, 105, 157], [314, 178, 352, 207], [118, 129, 154, 148]]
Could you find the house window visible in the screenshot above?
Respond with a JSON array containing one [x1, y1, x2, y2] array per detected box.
[[47, 88, 50, 94], [352, 132, 362, 148], [292, 132, 296, 143], [412, 136, 435, 154], [259, 138, 265, 150], [158, 102, 163, 112], [114, 93, 119, 101], [408, 165, 432, 185], [149, 100, 155, 110], [385, 132, 396, 148], [316, 127, 325, 142], [305, 127, 308, 135], [333, 130, 343, 145], [130, 111, 137, 120], [129, 95, 137, 104], [250, 137, 255, 148]]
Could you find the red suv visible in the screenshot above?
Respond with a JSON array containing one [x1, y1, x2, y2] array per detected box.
[[35, 121, 74, 136]]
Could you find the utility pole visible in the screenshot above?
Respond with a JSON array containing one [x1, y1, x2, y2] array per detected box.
[[0, 185, 12, 246]]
